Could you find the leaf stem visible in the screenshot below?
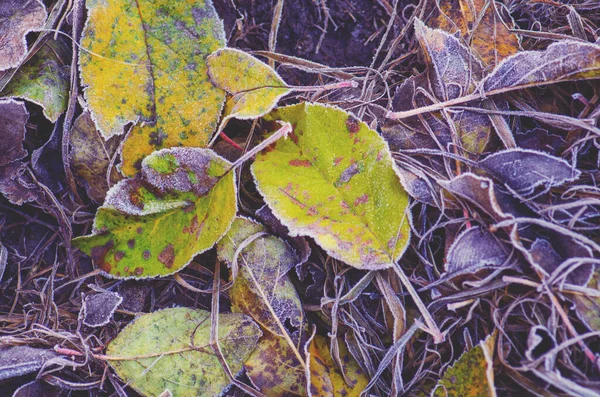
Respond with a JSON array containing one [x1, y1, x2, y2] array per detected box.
[[289, 80, 358, 92]]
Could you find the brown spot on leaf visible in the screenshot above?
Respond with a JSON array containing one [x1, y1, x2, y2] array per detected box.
[[114, 251, 125, 262], [354, 194, 369, 206], [334, 157, 344, 166], [134, 267, 144, 276], [337, 162, 360, 185], [288, 159, 312, 167], [127, 239, 135, 249], [289, 131, 299, 145], [346, 115, 360, 134], [158, 244, 175, 268], [136, 227, 143, 234], [90, 240, 115, 272], [142, 250, 151, 260]]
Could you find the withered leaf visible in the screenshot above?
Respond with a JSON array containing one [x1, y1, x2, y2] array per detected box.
[[0, 346, 60, 381], [69, 111, 121, 203], [0, 99, 28, 166], [483, 40, 600, 92], [432, 0, 520, 68], [0, 0, 47, 71], [81, 291, 123, 327], [479, 149, 580, 195], [445, 227, 511, 275]]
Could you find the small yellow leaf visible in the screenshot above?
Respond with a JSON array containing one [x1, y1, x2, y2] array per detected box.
[[207, 48, 291, 120]]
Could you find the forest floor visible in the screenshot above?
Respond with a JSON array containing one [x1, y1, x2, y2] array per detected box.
[[1, 0, 600, 396]]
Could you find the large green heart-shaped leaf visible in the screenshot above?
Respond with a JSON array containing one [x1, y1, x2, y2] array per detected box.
[[79, 0, 226, 176], [73, 147, 236, 278], [106, 308, 262, 397], [251, 103, 411, 270]]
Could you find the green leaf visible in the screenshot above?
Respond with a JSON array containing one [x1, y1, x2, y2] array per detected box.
[[306, 335, 369, 397], [433, 332, 497, 397], [106, 307, 262, 397], [73, 147, 237, 278], [217, 217, 303, 337], [207, 48, 291, 120], [251, 103, 412, 270], [1, 40, 69, 122], [79, 0, 226, 175]]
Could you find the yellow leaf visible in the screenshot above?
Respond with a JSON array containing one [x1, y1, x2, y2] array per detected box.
[[79, 0, 226, 175]]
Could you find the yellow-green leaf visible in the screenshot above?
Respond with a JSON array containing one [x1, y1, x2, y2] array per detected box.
[[207, 48, 291, 120], [433, 332, 497, 397], [73, 147, 236, 278], [1, 40, 69, 122], [79, 0, 226, 175], [251, 103, 412, 270], [106, 307, 262, 397], [306, 335, 369, 397]]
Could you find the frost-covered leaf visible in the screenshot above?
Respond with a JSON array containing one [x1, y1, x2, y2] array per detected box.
[[306, 335, 369, 397], [529, 238, 593, 286], [79, 0, 226, 176], [479, 149, 580, 195], [0, 162, 42, 205], [245, 333, 306, 397], [106, 308, 261, 397], [483, 40, 600, 92], [0, 99, 28, 166], [445, 227, 511, 275], [432, 0, 519, 68], [207, 48, 291, 120], [73, 148, 237, 278], [0, 346, 59, 381], [81, 291, 123, 327], [69, 111, 121, 203], [12, 379, 61, 397], [217, 217, 303, 337], [1, 41, 69, 122], [433, 332, 497, 397], [439, 173, 518, 219], [0, 0, 47, 71], [414, 19, 482, 101], [414, 20, 491, 155], [252, 103, 411, 270]]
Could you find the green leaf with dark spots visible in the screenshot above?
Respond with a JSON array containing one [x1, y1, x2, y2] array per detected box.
[[251, 103, 412, 270], [106, 307, 262, 397], [433, 332, 497, 397], [73, 147, 236, 278]]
